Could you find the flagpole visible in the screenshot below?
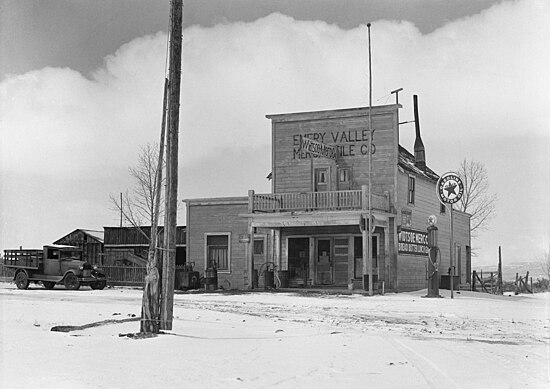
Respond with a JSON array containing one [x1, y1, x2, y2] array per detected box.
[[367, 23, 373, 296]]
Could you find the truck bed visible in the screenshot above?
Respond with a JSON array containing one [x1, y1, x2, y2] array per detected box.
[[3, 249, 43, 269]]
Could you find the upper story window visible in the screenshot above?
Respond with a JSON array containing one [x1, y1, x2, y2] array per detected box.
[[408, 176, 416, 205], [440, 203, 446, 214], [338, 168, 351, 190], [316, 169, 327, 183], [206, 234, 230, 271]]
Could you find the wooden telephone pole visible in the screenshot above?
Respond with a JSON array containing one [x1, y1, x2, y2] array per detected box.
[[160, 0, 183, 331]]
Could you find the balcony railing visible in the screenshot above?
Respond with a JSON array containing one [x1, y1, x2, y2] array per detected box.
[[252, 187, 389, 213]]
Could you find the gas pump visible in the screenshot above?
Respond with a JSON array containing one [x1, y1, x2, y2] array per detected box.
[[426, 215, 440, 297]]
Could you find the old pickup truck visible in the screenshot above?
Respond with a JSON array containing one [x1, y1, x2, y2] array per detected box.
[[3, 245, 107, 290]]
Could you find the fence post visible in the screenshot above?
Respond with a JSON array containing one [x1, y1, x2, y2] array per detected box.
[[472, 270, 476, 292], [490, 272, 494, 294]]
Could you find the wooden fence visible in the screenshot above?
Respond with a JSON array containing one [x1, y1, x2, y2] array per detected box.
[[102, 266, 147, 286], [472, 270, 502, 294], [514, 272, 533, 294], [0, 264, 204, 288], [472, 269, 533, 295], [0, 264, 147, 286]]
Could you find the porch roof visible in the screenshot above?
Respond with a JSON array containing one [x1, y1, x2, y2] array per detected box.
[[240, 210, 392, 229]]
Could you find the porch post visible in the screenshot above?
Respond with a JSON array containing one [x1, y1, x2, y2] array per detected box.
[[274, 229, 281, 270], [247, 190, 255, 290]]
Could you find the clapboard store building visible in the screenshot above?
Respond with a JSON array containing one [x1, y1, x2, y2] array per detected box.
[[186, 102, 471, 292]]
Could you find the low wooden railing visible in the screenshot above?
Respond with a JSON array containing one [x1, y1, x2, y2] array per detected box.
[[102, 266, 146, 286], [252, 187, 389, 213]]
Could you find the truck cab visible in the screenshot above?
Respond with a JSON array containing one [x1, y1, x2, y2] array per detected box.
[[43, 245, 85, 276]]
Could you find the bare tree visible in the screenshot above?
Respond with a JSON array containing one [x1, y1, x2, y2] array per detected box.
[[456, 159, 497, 236], [110, 143, 164, 230]]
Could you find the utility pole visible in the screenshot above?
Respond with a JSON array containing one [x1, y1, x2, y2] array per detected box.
[[139, 79, 169, 334], [161, 0, 182, 331]]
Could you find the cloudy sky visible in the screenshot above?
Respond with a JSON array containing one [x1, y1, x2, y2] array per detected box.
[[1, 0, 548, 266]]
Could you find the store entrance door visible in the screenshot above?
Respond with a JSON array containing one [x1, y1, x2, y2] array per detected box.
[[316, 238, 332, 285], [288, 238, 309, 287]]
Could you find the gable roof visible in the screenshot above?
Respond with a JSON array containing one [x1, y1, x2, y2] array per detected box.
[[80, 229, 104, 243], [53, 229, 104, 245], [398, 145, 439, 182]]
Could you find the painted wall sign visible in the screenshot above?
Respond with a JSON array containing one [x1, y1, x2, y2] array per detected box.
[[300, 136, 337, 160], [437, 172, 464, 205], [293, 130, 375, 160], [398, 228, 429, 256]]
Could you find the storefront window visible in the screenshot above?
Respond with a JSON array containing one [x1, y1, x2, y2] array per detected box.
[[206, 234, 229, 271]]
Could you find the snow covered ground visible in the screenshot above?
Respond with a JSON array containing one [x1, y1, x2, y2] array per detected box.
[[0, 282, 548, 388]]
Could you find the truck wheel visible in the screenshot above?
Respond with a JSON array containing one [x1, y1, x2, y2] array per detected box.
[[15, 271, 29, 290], [90, 280, 107, 290], [43, 281, 56, 290], [64, 273, 80, 290]]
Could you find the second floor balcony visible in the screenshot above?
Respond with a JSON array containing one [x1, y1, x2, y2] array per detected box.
[[251, 186, 390, 213]]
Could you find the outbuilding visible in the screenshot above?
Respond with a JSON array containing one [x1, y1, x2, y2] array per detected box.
[[54, 229, 104, 265]]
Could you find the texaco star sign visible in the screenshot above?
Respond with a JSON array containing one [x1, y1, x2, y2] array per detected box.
[[436, 172, 464, 205]]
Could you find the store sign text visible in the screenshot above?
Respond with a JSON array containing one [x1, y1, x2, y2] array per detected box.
[[292, 130, 376, 160], [398, 228, 429, 256]]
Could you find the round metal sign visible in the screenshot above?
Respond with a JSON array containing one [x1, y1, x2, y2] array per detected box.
[[437, 172, 464, 204]]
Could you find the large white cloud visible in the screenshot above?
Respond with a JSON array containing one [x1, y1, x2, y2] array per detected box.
[[1, 0, 548, 260]]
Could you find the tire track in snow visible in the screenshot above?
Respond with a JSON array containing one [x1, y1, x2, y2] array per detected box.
[[387, 337, 460, 389]]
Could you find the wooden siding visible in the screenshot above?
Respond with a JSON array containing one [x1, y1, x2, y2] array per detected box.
[[396, 170, 471, 291], [187, 201, 250, 290], [270, 106, 400, 200], [54, 230, 103, 265], [104, 226, 186, 246]]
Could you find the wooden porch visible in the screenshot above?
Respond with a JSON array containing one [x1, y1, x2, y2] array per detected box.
[[251, 185, 390, 213]]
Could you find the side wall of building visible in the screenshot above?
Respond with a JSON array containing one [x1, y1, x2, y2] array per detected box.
[[396, 170, 471, 291], [188, 200, 253, 290]]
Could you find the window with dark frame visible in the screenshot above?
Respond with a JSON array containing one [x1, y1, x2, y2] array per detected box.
[[207, 234, 229, 271], [440, 203, 446, 214], [408, 176, 415, 204]]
